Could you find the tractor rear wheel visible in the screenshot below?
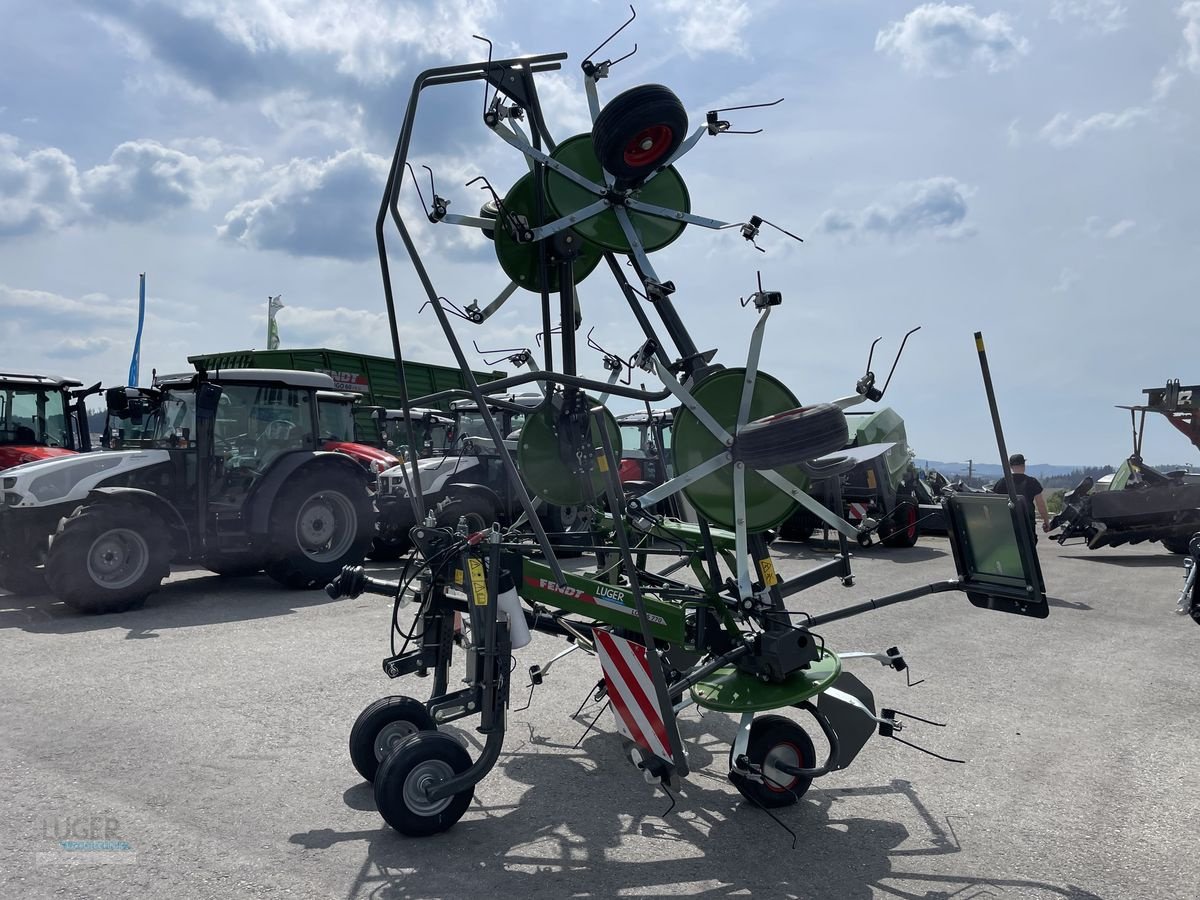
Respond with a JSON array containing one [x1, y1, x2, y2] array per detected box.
[[264, 468, 374, 590], [45, 503, 171, 613], [881, 499, 919, 548]]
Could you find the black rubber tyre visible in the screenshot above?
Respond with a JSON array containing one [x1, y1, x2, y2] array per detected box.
[[735, 403, 848, 471], [367, 536, 411, 562], [434, 493, 496, 534], [0, 561, 48, 595], [544, 503, 590, 559], [45, 502, 171, 614], [728, 715, 817, 809], [479, 200, 499, 241], [592, 84, 688, 181], [881, 499, 920, 548], [349, 696, 437, 783], [204, 556, 263, 578], [374, 731, 475, 837], [264, 468, 374, 590], [1162, 536, 1192, 555], [778, 511, 816, 543]]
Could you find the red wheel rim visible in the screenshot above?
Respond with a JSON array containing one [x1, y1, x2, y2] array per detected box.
[[764, 740, 805, 792], [623, 125, 674, 167], [904, 504, 917, 541]]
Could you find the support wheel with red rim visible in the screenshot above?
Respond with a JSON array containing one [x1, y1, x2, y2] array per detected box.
[[728, 715, 816, 809], [881, 498, 919, 548], [592, 84, 688, 181]]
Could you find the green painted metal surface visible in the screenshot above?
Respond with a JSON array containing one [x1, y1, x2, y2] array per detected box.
[[848, 407, 909, 490], [517, 398, 621, 505], [494, 173, 602, 291], [187, 348, 502, 446], [672, 369, 807, 531], [516, 558, 686, 644], [690, 648, 843, 712], [544, 134, 690, 253]]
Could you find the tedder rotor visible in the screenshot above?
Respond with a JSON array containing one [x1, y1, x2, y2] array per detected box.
[[326, 12, 1050, 838]]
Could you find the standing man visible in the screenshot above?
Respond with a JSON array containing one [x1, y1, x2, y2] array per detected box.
[[992, 453, 1052, 540]]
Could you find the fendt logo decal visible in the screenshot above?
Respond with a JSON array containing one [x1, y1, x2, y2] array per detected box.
[[525, 577, 667, 626]]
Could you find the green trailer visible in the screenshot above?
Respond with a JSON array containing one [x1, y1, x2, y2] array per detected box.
[[188, 348, 503, 447]]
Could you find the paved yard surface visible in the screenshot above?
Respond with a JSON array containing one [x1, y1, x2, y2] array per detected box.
[[1, 537, 1196, 899]]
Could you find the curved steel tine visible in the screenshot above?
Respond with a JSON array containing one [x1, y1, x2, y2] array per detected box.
[[584, 4, 637, 67]]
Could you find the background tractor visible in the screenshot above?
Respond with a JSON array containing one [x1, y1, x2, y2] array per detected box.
[[0, 368, 374, 612]]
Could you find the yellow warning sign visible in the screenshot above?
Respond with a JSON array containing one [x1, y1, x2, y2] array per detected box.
[[467, 558, 488, 605], [597, 453, 609, 473], [866, 469, 877, 490], [758, 557, 778, 587], [453, 569, 464, 585]]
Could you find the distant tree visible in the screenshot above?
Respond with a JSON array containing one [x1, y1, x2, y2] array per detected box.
[[1041, 465, 1115, 489]]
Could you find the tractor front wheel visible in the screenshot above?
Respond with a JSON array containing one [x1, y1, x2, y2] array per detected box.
[[45, 503, 171, 613], [264, 469, 374, 590]]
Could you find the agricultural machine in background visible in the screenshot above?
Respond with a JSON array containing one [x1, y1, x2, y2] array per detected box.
[[323, 14, 1048, 839], [0, 373, 97, 470], [1053, 380, 1200, 554], [1176, 533, 1200, 623], [0, 368, 374, 611]]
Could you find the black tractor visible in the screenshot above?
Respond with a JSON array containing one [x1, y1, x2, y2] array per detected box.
[[0, 368, 375, 612]]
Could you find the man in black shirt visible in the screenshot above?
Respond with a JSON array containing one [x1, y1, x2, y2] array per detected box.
[[992, 453, 1052, 541]]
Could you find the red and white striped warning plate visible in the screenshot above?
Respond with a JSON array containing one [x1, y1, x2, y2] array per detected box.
[[593, 630, 675, 765], [848, 502, 870, 521]]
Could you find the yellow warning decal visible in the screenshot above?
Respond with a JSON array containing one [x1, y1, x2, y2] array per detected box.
[[758, 557, 778, 587], [596, 454, 609, 473], [467, 558, 488, 605], [866, 469, 877, 490], [453, 569, 464, 585]]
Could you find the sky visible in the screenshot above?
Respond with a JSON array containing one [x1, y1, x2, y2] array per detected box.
[[1, 1, 1198, 466]]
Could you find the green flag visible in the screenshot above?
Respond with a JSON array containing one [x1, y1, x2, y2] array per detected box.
[[267, 295, 284, 349]]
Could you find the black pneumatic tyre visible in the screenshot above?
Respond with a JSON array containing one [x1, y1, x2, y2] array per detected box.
[[45, 502, 171, 614], [349, 696, 437, 783], [728, 715, 817, 809], [264, 468, 374, 590], [592, 84, 688, 181], [735, 403, 848, 471], [366, 536, 411, 562], [204, 556, 263, 578], [881, 499, 919, 548], [434, 494, 496, 535], [479, 200, 499, 241], [374, 731, 475, 837], [1162, 536, 1192, 555]]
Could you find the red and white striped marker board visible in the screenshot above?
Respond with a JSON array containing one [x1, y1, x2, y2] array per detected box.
[[848, 502, 870, 521], [593, 630, 675, 766]]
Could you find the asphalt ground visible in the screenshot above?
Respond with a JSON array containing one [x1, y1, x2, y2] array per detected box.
[[1, 536, 1196, 899]]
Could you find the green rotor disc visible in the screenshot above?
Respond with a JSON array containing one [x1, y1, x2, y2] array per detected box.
[[494, 173, 603, 293], [544, 133, 690, 253], [672, 368, 809, 532], [517, 397, 623, 506]]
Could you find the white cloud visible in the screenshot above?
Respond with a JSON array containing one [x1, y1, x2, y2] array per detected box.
[[1050, 1, 1127, 34], [1053, 267, 1080, 293], [0, 135, 87, 236], [1182, 1, 1200, 74], [1038, 106, 1152, 147], [661, 0, 753, 58], [45, 336, 119, 358], [875, 3, 1029, 77], [816, 177, 976, 241], [218, 148, 389, 260], [1085, 216, 1136, 239]]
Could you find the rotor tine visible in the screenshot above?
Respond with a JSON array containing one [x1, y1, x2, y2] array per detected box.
[[583, 4, 637, 68]]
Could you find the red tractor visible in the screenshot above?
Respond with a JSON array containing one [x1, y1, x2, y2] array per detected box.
[[0, 373, 96, 471]]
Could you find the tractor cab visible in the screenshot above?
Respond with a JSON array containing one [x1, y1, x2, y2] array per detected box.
[[315, 390, 400, 477], [0, 373, 93, 470], [376, 407, 455, 459]]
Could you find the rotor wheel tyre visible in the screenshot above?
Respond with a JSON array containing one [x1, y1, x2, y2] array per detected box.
[[592, 84, 688, 181], [1162, 536, 1192, 555], [881, 500, 919, 549], [545, 503, 589, 559], [0, 561, 48, 595], [479, 200, 499, 241], [434, 494, 496, 535], [204, 556, 263, 578], [778, 511, 816, 543], [367, 536, 412, 562], [728, 715, 817, 809], [349, 696, 437, 783], [45, 503, 171, 614], [374, 731, 475, 837], [735, 403, 848, 471], [263, 469, 375, 590]]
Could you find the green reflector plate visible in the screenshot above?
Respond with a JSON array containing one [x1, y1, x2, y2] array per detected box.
[[494, 173, 602, 292], [672, 368, 808, 531], [545, 133, 690, 253]]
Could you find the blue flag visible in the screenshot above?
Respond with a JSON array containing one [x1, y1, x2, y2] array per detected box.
[[128, 273, 145, 387]]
